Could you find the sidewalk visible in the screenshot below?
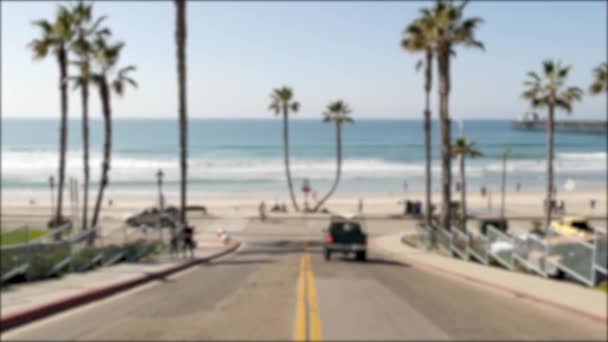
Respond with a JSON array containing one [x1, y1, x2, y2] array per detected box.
[[370, 233, 608, 323], [0, 236, 240, 332]]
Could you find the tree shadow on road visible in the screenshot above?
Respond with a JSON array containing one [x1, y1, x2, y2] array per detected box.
[[234, 239, 323, 256], [207, 259, 274, 266], [334, 257, 411, 267]]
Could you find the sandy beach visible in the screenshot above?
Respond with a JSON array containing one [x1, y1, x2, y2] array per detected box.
[[2, 188, 606, 233]]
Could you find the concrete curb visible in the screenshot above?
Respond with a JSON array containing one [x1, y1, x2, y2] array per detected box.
[[370, 241, 607, 325], [0, 242, 241, 333]]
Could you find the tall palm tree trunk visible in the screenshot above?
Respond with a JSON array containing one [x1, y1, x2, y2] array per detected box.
[[545, 92, 555, 230], [460, 155, 467, 231], [55, 46, 68, 225], [175, 0, 188, 225], [423, 47, 433, 227], [81, 63, 90, 234], [313, 123, 342, 211], [91, 77, 111, 232], [282, 109, 299, 212], [438, 44, 452, 231]]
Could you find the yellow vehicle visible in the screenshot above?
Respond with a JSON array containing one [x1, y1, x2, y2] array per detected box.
[[551, 216, 595, 240]]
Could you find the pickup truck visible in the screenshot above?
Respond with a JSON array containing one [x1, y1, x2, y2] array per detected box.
[[323, 217, 367, 261]]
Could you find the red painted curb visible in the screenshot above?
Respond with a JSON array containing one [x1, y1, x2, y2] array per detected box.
[[371, 242, 607, 325], [0, 242, 241, 333]]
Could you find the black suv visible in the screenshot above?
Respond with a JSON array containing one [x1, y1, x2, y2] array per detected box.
[[323, 217, 367, 261]]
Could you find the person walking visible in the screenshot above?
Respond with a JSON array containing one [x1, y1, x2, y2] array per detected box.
[[259, 201, 267, 221], [183, 225, 195, 258]]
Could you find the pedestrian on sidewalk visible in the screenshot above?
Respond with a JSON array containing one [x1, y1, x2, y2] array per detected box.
[[170, 227, 179, 258], [259, 201, 267, 221], [183, 225, 195, 258]]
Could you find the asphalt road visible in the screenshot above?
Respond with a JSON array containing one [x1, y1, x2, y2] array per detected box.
[[3, 219, 606, 341]]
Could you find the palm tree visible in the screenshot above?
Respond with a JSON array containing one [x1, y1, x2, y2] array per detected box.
[[69, 1, 109, 233], [313, 101, 354, 212], [269, 86, 301, 212], [29, 5, 75, 227], [425, 0, 484, 231], [89, 37, 137, 232], [589, 62, 607, 95], [402, 13, 436, 228], [175, 0, 188, 226], [522, 60, 582, 228], [450, 137, 481, 231]]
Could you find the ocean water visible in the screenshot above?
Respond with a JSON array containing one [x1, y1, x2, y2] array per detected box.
[[1, 118, 606, 197]]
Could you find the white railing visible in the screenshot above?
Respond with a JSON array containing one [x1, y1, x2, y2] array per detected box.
[[486, 225, 515, 271], [595, 230, 607, 275], [408, 221, 608, 287], [415, 223, 431, 249], [435, 226, 453, 256], [468, 230, 489, 265], [1, 223, 164, 285], [451, 228, 469, 260], [513, 234, 548, 278]]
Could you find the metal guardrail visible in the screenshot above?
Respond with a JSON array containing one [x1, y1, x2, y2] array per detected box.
[[413, 222, 608, 287], [1, 264, 29, 283], [435, 227, 452, 256], [1, 223, 73, 283], [103, 251, 125, 266], [544, 227, 605, 287], [415, 223, 431, 249], [468, 231, 489, 265], [595, 230, 607, 275], [451, 228, 469, 260], [513, 234, 548, 278], [1, 222, 165, 285], [486, 225, 515, 270]]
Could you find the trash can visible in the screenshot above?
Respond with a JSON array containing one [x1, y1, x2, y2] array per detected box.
[[405, 201, 412, 214], [413, 202, 422, 216]]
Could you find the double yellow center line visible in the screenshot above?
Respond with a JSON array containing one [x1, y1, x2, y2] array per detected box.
[[294, 244, 322, 341]]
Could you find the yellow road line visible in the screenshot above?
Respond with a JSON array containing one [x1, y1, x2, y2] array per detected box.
[[306, 253, 322, 341], [294, 254, 308, 341], [293, 244, 322, 342]]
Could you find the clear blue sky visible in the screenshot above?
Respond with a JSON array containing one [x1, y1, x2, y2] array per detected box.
[[2, 1, 606, 119]]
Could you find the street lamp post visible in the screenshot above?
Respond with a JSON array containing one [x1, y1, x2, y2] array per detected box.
[[157, 169, 164, 211], [156, 169, 164, 242], [500, 149, 510, 219], [49, 176, 55, 219]]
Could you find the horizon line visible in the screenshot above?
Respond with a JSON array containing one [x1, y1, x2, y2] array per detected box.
[[2, 116, 606, 121]]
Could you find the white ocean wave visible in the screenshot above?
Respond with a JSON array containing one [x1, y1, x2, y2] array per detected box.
[[1, 150, 606, 185], [556, 151, 607, 161]]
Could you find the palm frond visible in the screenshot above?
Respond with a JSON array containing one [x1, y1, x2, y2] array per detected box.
[[118, 65, 136, 77], [543, 60, 555, 78], [531, 96, 549, 108], [112, 79, 124, 96], [526, 71, 541, 82], [32, 19, 53, 35], [554, 97, 572, 113], [123, 77, 138, 88], [589, 62, 608, 95], [291, 102, 300, 113], [29, 39, 51, 59], [87, 15, 107, 35]]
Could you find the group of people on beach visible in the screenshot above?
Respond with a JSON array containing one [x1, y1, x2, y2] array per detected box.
[[258, 201, 290, 221]]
